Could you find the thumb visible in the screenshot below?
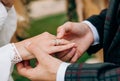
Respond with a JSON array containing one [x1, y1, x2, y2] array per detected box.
[[57, 22, 72, 38], [16, 62, 32, 77]]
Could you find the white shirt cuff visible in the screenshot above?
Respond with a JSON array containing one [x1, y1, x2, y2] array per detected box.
[[56, 62, 71, 81], [82, 21, 99, 45]]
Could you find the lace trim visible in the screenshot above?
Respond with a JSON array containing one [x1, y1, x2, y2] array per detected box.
[[11, 43, 22, 64]]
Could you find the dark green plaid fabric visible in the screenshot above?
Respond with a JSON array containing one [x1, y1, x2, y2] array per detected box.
[[65, 63, 120, 81], [65, 0, 120, 80], [103, 0, 120, 63]]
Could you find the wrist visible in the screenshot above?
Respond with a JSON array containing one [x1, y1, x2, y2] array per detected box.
[[53, 61, 62, 81], [82, 21, 100, 45], [14, 41, 34, 60], [48, 59, 63, 81], [81, 23, 94, 45]]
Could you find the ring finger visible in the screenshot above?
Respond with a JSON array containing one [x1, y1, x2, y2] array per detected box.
[[52, 39, 70, 46]]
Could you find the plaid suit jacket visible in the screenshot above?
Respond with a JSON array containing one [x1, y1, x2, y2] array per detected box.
[[65, 0, 120, 80]]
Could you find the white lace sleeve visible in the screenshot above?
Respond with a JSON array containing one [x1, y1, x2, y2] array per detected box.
[[0, 44, 22, 81]]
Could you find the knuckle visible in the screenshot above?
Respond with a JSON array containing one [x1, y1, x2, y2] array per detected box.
[[43, 32, 50, 36], [28, 44, 36, 50], [66, 21, 72, 26], [47, 48, 54, 54], [66, 21, 72, 25], [64, 22, 73, 31], [44, 32, 49, 34], [43, 32, 55, 38]]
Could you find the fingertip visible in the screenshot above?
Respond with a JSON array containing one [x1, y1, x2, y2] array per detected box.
[[70, 60, 76, 63], [70, 53, 79, 63], [24, 61, 32, 69], [16, 63, 29, 76], [70, 58, 76, 63], [16, 62, 24, 69], [16, 62, 25, 74]]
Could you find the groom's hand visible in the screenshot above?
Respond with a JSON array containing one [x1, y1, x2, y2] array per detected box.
[[56, 22, 94, 62]]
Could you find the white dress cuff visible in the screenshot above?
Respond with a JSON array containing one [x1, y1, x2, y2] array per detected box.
[[82, 21, 99, 45], [0, 44, 16, 81], [11, 43, 22, 64], [56, 62, 71, 81], [0, 44, 22, 81]]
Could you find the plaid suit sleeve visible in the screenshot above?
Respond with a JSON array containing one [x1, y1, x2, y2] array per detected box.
[[86, 9, 107, 54], [65, 63, 120, 81]]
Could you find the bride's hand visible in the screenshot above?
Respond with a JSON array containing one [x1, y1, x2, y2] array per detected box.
[[14, 32, 76, 60]]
